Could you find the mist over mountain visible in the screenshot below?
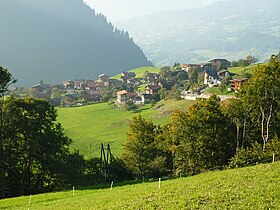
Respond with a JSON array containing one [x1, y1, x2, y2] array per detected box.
[[0, 0, 153, 86], [118, 0, 280, 65], [85, 0, 206, 22]]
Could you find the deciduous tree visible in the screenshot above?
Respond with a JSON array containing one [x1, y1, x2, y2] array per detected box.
[[123, 115, 166, 178], [238, 55, 280, 149], [0, 66, 16, 198], [3, 98, 72, 197]]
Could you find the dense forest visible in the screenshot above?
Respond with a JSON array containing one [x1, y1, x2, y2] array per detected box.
[[0, 55, 279, 199], [0, 0, 153, 86]]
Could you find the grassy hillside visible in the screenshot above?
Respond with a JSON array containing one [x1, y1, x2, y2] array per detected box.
[[111, 66, 160, 79], [57, 100, 194, 158], [228, 64, 261, 76], [1, 162, 279, 209]]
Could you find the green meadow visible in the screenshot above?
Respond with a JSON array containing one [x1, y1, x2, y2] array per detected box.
[[1, 161, 279, 209], [228, 64, 260, 76], [57, 100, 195, 158], [110, 66, 160, 79]]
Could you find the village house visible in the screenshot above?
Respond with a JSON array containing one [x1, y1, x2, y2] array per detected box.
[[201, 63, 212, 72], [218, 69, 231, 78], [141, 94, 154, 104], [74, 80, 84, 90], [116, 90, 137, 103], [86, 80, 97, 90], [120, 71, 136, 83], [204, 69, 220, 87], [209, 59, 231, 70], [63, 80, 75, 89], [95, 82, 105, 91], [83, 92, 102, 102], [157, 79, 175, 90], [145, 85, 161, 95], [99, 74, 109, 82], [230, 78, 248, 91], [146, 73, 159, 84], [106, 79, 123, 89], [121, 71, 136, 79], [133, 78, 142, 86]]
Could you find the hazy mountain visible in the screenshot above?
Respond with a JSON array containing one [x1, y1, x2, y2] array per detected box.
[[0, 0, 153, 86], [85, 0, 206, 22], [118, 0, 280, 65]]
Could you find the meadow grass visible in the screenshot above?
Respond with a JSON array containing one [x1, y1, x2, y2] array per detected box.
[[204, 87, 234, 95], [228, 64, 260, 75], [1, 161, 279, 209], [57, 100, 194, 158], [110, 66, 160, 79]]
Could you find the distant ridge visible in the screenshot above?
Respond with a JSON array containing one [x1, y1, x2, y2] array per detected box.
[[118, 0, 280, 65], [0, 0, 153, 86]]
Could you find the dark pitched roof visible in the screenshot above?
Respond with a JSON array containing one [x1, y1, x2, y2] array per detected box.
[[146, 85, 161, 91], [209, 59, 230, 63], [141, 94, 154, 100], [147, 73, 158, 79], [122, 71, 136, 78], [218, 69, 230, 75]]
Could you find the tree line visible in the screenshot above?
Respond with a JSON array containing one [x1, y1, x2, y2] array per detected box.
[[122, 55, 280, 178]]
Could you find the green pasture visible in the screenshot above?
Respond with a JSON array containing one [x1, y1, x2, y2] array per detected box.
[[228, 64, 260, 76], [57, 100, 194, 158], [110, 66, 160, 79], [1, 161, 279, 209]]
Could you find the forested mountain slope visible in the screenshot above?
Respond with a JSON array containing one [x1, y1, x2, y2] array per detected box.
[[0, 0, 152, 86]]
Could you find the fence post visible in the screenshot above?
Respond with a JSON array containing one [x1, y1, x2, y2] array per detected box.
[[29, 195, 32, 205], [111, 181, 114, 190]]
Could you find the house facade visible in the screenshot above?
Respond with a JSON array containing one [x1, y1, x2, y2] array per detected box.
[[230, 78, 248, 91], [204, 69, 220, 87], [116, 90, 137, 103], [145, 85, 161, 95]]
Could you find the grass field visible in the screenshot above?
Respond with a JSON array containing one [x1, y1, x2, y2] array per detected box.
[[110, 66, 160, 79], [57, 100, 195, 158], [228, 64, 261, 76], [1, 161, 279, 209]]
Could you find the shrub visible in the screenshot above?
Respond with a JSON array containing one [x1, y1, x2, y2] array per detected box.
[[229, 136, 280, 168]]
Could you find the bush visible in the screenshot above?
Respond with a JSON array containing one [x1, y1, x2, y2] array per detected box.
[[229, 142, 264, 168], [229, 136, 280, 168]]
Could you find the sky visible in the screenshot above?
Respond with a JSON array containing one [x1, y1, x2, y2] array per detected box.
[[84, 0, 224, 23]]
